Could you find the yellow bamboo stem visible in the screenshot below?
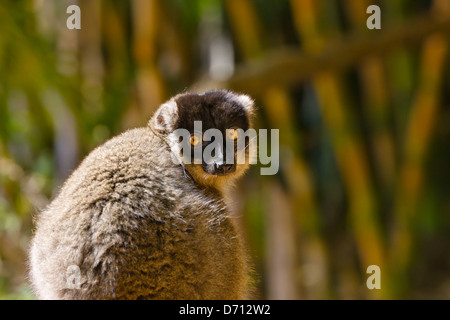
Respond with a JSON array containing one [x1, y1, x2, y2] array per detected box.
[[389, 32, 448, 295], [223, 0, 263, 59], [291, 0, 386, 298], [131, 0, 166, 123], [345, 0, 396, 192]]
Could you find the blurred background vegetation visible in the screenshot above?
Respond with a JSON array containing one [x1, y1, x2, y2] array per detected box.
[[1, 0, 450, 299]]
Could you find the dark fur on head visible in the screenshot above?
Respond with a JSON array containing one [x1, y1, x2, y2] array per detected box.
[[150, 89, 256, 192]]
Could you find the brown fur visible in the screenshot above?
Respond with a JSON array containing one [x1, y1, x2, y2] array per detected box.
[[29, 90, 254, 300]]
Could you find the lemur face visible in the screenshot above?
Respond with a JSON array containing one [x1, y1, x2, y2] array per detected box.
[[151, 90, 256, 189]]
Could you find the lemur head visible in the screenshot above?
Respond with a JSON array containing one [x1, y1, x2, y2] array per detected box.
[[150, 89, 256, 191]]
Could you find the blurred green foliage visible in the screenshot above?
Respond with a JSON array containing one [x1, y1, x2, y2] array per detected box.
[[1, 0, 450, 299]]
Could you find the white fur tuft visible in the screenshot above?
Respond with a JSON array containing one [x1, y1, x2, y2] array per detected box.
[[152, 100, 178, 133], [235, 94, 254, 115]]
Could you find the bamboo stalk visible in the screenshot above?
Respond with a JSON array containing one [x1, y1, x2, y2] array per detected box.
[[389, 31, 448, 296], [131, 0, 166, 123], [265, 181, 299, 299], [79, 0, 104, 115], [344, 0, 396, 194], [290, 0, 386, 298], [223, 0, 263, 59]]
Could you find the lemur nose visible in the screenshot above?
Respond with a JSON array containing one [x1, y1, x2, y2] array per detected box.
[[215, 163, 234, 174]]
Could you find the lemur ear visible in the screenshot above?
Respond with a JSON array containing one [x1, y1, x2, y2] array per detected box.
[[235, 94, 255, 118], [150, 100, 179, 134]]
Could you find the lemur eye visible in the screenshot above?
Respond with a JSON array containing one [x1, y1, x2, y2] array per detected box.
[[226, 127, 239, 140], [190, 134, 201, 146]]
